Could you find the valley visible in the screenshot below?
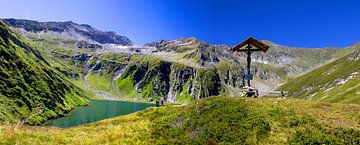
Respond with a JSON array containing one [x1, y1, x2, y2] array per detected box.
[[0, 18, 359, 144], [3, 18, 356, 102]]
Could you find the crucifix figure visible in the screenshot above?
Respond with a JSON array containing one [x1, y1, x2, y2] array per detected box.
[[231, 37, 269, 87]]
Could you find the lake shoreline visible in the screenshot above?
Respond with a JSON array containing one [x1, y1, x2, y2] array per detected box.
[[45, 100, 155, 128]]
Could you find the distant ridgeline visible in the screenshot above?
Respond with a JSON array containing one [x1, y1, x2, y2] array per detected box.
[[0, 17, 359, 126], [2, 18, 133, 45]]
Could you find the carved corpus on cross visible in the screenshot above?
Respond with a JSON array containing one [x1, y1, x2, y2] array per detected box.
[[231, 37, 269, 87]]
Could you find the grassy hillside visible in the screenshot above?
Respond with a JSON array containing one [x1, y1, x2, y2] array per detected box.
[[278, 48, 360, 104], [0, 97, 359, 144], [0, 21, 89, 125]]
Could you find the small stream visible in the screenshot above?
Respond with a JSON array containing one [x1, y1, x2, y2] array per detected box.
[[46, 100, 154, 128]]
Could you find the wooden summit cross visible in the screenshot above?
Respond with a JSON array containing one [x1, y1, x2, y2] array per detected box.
[[231, 37, 269, 87]]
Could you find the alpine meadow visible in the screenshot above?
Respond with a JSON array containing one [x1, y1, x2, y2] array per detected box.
[[0, 0, 359, 144]]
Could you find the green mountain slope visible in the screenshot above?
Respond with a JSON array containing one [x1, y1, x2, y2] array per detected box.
[[279, 47, 360, 104], [1, 97, 359, 144], [0, 21, 88, 124], [4, 18, 357, 100]]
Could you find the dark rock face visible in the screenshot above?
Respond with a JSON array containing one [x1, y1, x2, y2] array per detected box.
[[2, 18, 133, 45], [71, 54, 92, 62], [76, 40, 102, 49], [123, 61, 227, 101]]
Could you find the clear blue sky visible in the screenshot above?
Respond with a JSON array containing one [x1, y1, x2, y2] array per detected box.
[[1, 0, 360, 47]]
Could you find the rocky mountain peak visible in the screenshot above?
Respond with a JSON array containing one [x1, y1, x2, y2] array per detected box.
[[174, 37, 202, 45], [146, 37, 205, 47], [1, 18, 133, 46]]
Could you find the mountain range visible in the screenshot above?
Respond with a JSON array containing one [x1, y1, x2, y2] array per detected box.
[[0, 18, 359, 144], [0, 18, 359, 125]]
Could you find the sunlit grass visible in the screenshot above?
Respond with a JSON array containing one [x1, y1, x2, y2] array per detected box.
[[1, 97, 359, 144]]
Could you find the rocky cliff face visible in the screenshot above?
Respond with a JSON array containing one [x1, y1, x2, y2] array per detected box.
[[147, 37, 353, 77], [4, 18, 357, 102], [77, 53, 244, 102], [144, 37, 356, 96], [29, 34, 355, 101]]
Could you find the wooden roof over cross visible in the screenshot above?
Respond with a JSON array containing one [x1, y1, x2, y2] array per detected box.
[[231, 37, 269, 52]]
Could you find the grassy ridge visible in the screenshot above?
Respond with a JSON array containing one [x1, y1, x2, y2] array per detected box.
[[279, 49, 360, 104], [0, 21, 89, 124], [1, 97, 359, 144]]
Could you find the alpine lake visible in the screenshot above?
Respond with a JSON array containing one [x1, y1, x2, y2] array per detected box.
[[46, 100, 155, 128]]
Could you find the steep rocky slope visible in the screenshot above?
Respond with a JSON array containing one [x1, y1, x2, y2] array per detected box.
[[146, 37, 353, 76], [75, 52, 244, 102], [0, 21, 88, 124], [2, 18, 357, 102], [279, 45, 360, 104], [78, 37, 355, 101], [0, 21, 246, 102], [145, 37, 354, 95]]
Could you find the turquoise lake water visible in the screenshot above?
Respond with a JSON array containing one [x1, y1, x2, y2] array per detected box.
[[47, 100, 154, 128]]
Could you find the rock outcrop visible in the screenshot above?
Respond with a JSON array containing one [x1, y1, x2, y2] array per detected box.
[[79, 53, 243, 102]]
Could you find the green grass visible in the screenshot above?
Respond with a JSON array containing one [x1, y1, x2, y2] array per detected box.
[[0, 97, 359, 144], [143, 97, 360, 144], [141, 84, 154, 100], [312, 72, 360, 104], [279, 49, 360, 104], [86, 72, 114, 94], [115, 76, 139, 98], [175, 81, 194, 103], [0, 21, 89, 124]]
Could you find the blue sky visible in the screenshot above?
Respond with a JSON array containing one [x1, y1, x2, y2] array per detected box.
[[1, 0, 360, 47]]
